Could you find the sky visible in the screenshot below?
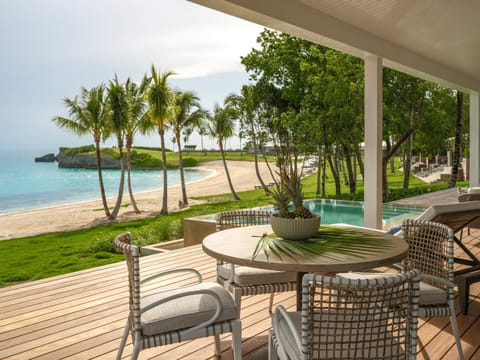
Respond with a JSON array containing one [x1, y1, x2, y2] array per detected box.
[[0, 0, 264, 153]]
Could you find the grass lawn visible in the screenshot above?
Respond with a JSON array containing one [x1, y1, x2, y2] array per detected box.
[[0, 159, 467, 287]]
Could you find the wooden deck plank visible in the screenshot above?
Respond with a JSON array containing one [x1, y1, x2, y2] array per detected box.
[[1, 232, 480, 360]]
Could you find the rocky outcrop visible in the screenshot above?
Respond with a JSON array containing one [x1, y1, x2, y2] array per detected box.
[[57, 150, 121, 169], [35, 153, 56, 162]]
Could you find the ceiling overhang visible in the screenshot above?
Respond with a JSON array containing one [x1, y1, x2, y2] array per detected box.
[[189, 0, 480, 93]]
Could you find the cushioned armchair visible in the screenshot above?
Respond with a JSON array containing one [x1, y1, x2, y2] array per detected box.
[[215, 210, 297, 314], [269, 271, 420, 360], [339, 219, 464, 360], [113, 232, 242, 360]]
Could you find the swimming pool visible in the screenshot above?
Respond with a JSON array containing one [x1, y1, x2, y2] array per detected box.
[[184, 199, 426, 246], [255, 199, 425, 229]]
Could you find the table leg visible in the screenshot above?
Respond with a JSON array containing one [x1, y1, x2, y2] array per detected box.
[[296, 272, 306, 311]]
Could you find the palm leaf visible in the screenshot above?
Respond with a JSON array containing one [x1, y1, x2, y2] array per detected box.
[[251, 226, 391, 262]]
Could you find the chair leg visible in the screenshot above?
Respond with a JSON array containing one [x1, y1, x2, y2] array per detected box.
[[231, 319, 242, 360], [214, 334, 221, 358], [233, 288, 242, 316], [116, 319, 130, 360], [268, 293, 275, 314], [449, 308, 464, 360], [131, 339, 141, 360]]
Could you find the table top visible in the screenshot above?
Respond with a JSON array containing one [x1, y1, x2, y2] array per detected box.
[[202, 224, 408, 273]]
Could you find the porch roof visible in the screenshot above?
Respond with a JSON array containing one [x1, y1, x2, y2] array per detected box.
[[189, 0, 480, 92]]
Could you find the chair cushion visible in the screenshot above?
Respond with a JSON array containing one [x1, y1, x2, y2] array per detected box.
[[217, 264, 297, 285], [140, 282, 237, 335], [337, 271, 446, 305]]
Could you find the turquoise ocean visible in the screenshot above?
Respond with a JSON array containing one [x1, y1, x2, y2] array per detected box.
[[0, 150, 212, 215]]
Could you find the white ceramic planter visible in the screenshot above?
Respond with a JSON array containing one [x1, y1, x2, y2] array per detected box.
[[270, 214, 320, 241]]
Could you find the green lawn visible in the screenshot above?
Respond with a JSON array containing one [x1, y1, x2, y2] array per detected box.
[[0, 160, 467, 287]]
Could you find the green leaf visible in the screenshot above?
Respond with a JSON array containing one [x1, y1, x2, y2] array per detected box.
[[251, 226, 391, 262]]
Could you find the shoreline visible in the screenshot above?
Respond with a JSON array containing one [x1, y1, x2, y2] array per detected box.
[[0, 160, 275, 240], [0, 167, 217, 217]]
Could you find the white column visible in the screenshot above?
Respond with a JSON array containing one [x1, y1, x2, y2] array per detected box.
[[470, 91, 480, 186], [364, 55, 383, 229]]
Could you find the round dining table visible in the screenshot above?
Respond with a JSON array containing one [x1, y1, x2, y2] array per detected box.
[[202, 224, 409, 310]]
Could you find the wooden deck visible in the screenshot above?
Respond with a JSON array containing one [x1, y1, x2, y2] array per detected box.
[[1, 231, 480, 359]]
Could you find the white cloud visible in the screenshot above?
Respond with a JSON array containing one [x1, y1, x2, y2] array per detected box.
[[0, 0, 264, 150]]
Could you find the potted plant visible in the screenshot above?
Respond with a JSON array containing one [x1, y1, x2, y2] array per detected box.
[[270, 166, 320, 240]]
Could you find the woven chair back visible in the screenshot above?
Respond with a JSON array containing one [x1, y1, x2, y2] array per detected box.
[[301, 271, 420, 359], [216, 209, 272, 231], [401, 219, 453, 292], [113, 233, 142, 334]]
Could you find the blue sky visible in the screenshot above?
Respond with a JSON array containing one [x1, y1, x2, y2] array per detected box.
[[0, 0, 263, 152]]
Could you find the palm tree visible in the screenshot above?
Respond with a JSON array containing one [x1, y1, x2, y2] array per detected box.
[[170, 91, 207, 206], [145, 65, 175, 215], [226, 85, 269, 192], [107, 76, 128, 220], [207, 102, 240, 201], [124, 76, 150, 213], [52, 85, 111, 217]]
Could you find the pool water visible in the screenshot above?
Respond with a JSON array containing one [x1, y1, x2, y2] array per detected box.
[[256, 199, 425, 229]]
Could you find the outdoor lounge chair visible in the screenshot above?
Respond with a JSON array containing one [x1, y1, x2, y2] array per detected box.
[[113, 232, 242, 360], [339, 219, 464, 360], [268, 271, 420, 360], [215, 210, 297, 314], [413, 200, 480, 269]]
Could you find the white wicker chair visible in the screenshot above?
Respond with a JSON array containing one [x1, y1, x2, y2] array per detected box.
[[114, 232, 242, 360], [215, 210, 297, 314], [269, 270, 420, 360], [339, 219, 464, 360]]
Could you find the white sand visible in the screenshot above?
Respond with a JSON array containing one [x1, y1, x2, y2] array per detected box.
[[0, 161, 276, 240]]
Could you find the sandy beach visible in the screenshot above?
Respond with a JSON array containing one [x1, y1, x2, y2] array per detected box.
[[0, 160, 276, 240]]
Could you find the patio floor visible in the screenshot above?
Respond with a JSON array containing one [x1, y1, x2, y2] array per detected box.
[[1, 225, 480, 360]]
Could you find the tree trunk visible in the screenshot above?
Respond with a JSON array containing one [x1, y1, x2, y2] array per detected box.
[[110, 143, 125, 220], [403, 131, 413, 189], [159, 127, 169, 215], [327, 154, 341, 196], [354, 144, 364, 182], [342, 143, 356, 194], [126, 145, 140, 213], [315, 147, 321, 196], [220, 140, 240, 201], [176, 135, 188, 206], [448, 91, 463, 188], [94, 141, 110, 217]]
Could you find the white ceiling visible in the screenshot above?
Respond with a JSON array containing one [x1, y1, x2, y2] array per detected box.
[[189, 0, 480, 92]]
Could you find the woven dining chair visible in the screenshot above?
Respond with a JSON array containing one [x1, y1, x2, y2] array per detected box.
[[215, 210, 297, 314], [113, 232, 242, 360], [339, 219, 464, 360], [269, 270, 420, 360]]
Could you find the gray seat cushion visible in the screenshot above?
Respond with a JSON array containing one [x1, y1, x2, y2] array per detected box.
[[337, 271, 446, 305], [140, 282, 237, 335], [217, 264, 297, 285]]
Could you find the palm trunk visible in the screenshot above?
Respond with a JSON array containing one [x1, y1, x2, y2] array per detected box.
[[177, 135, 188, 206], [159, 127, 168, 215], [94, 141, 110, 217], [220, 140, 240, 201], [126, 145, 140, 213], [110, 143, 125, 220]]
